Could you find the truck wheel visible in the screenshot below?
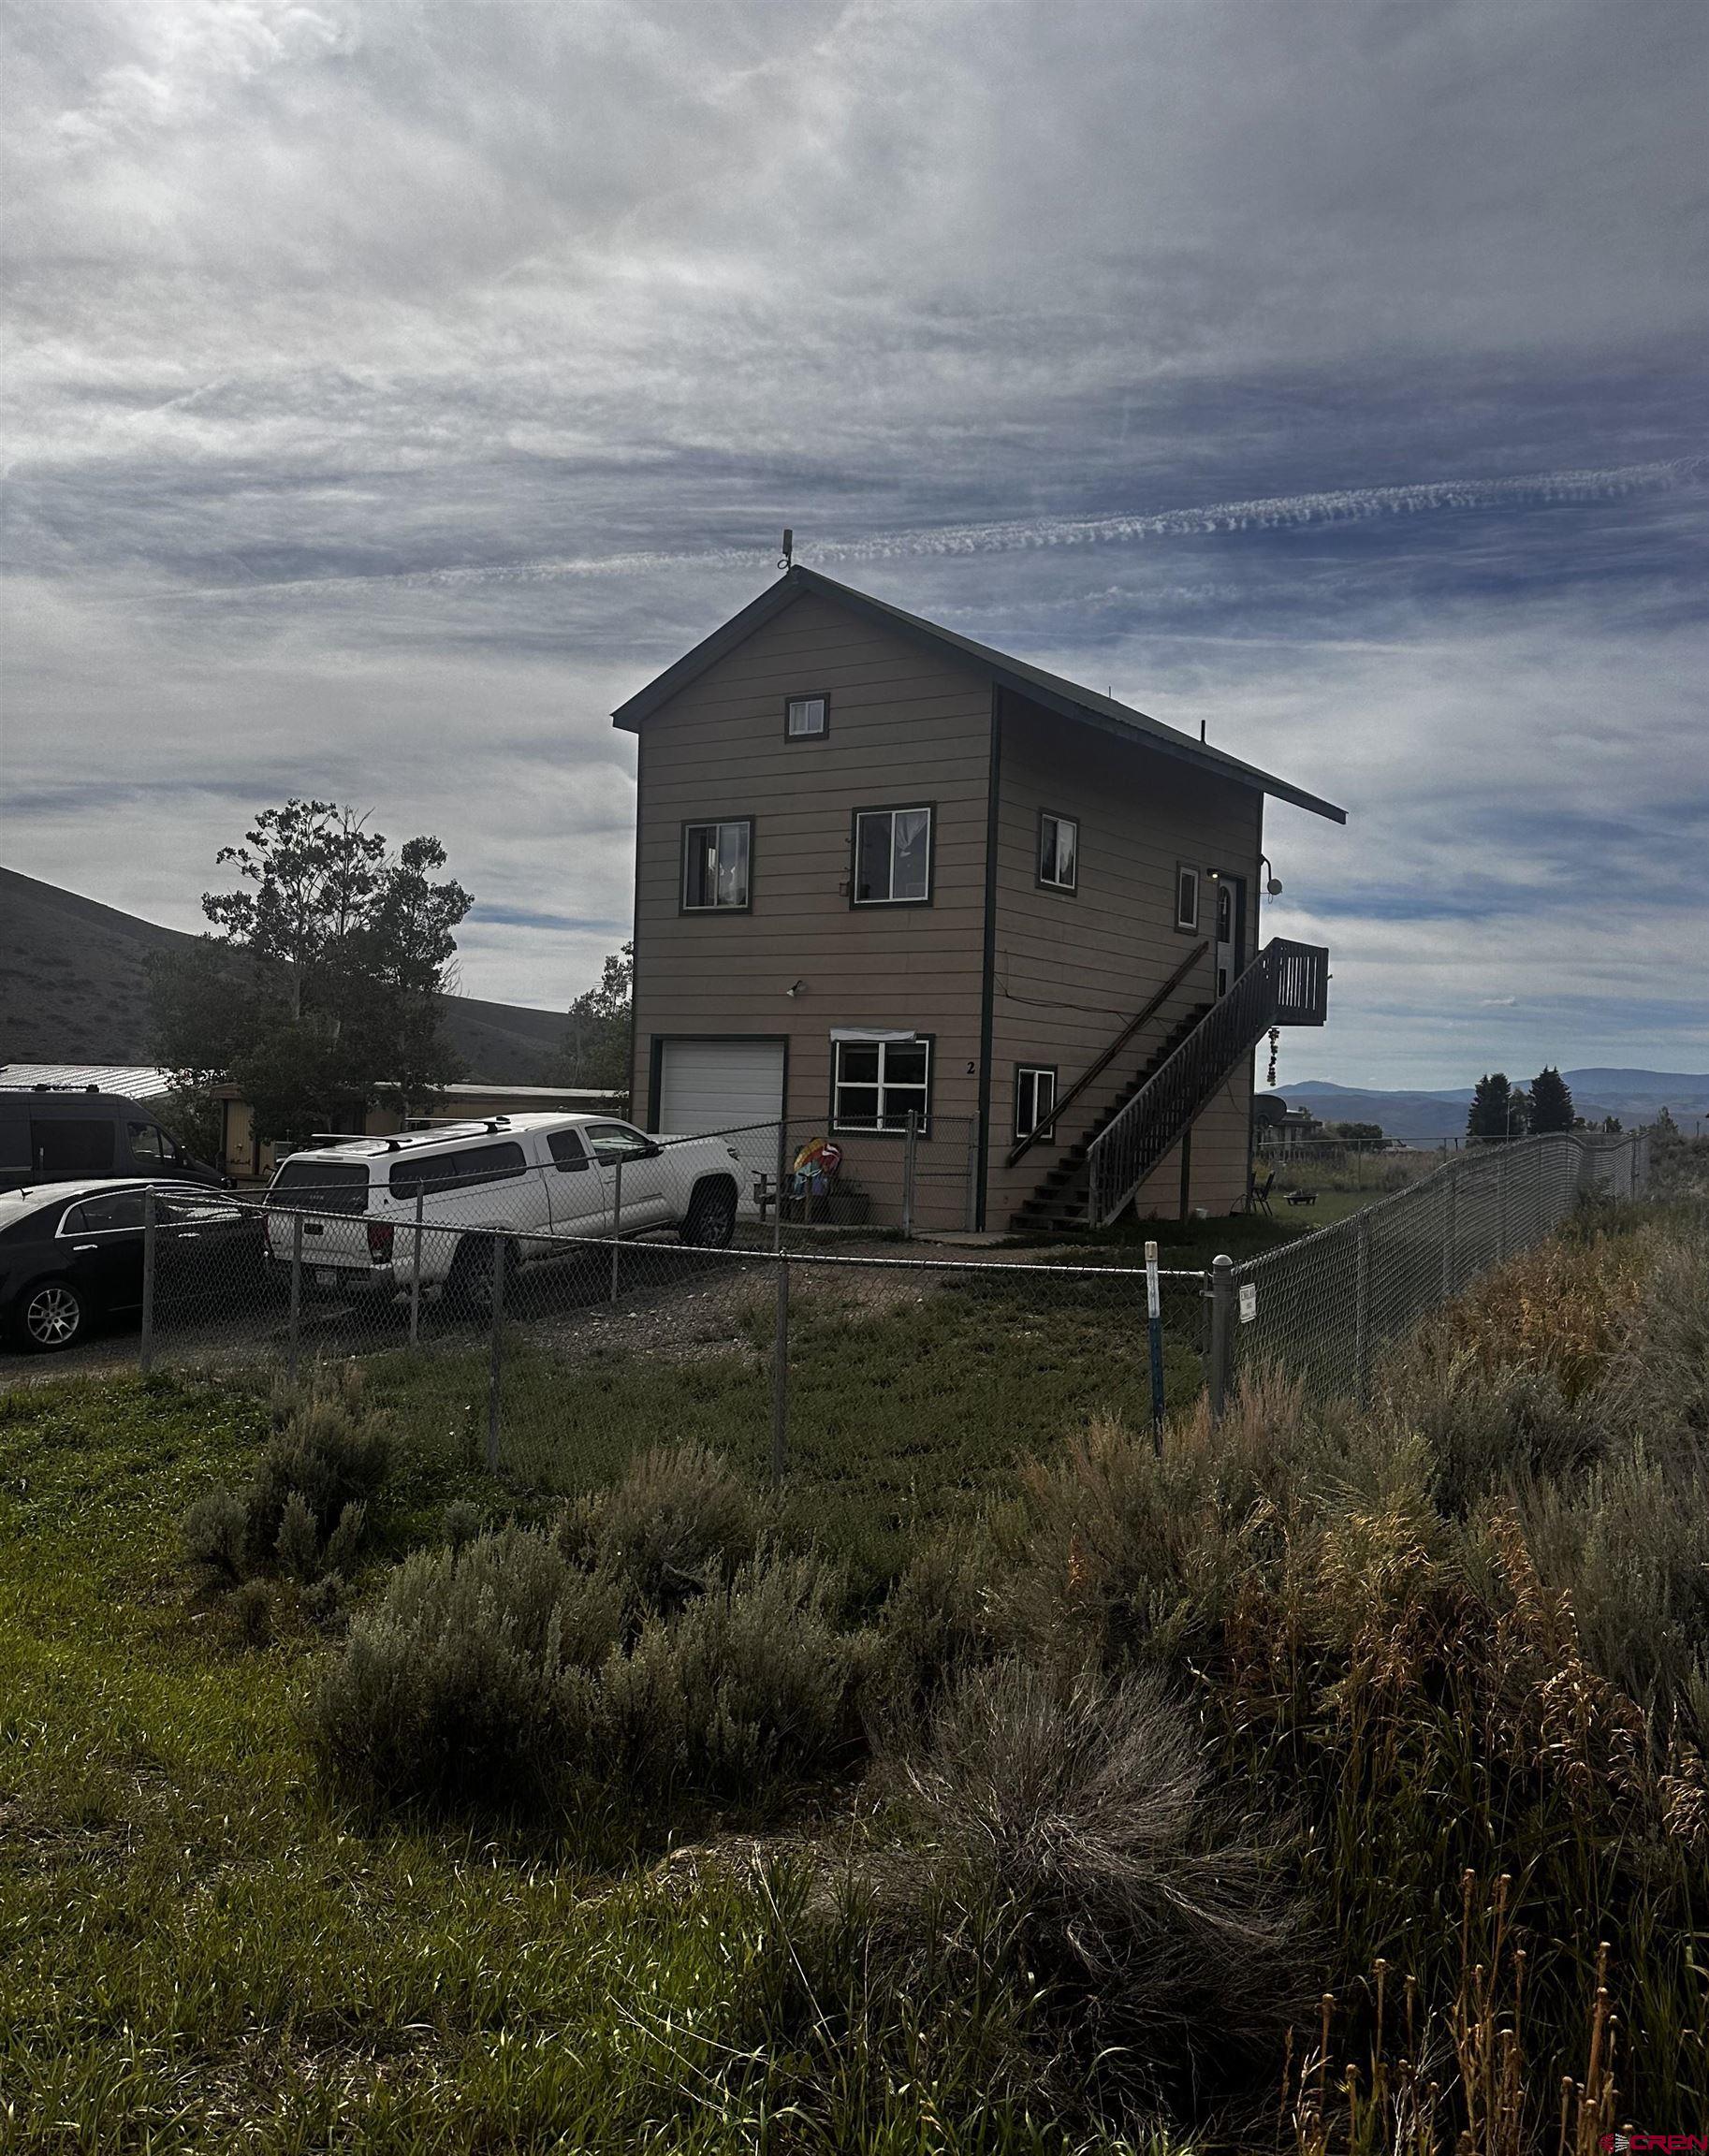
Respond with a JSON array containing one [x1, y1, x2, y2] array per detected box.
[[445, 1236, 516, 1321], [12, 1275, 86, 1353], [680, 1179, 737, 1249]]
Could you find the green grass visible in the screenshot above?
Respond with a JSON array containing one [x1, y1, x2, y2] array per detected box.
[[0, 1372, 1166, 2152], [366, 1271, 1206, 1582]]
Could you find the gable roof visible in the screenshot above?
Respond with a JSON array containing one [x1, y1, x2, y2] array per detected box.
[[611, 564, 1346, 824]]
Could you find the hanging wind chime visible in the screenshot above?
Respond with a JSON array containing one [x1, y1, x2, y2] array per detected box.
[[1265, 1025, 1280, 1089]]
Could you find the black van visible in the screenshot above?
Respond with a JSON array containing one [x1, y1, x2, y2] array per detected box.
[[0, 1088, 224, 1196]]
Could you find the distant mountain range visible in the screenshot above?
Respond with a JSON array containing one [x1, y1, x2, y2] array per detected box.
[[0, 867, 566, 1085], [1280, 1071, 1709, 1144]]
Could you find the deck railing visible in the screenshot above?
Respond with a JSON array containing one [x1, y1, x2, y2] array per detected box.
[[1086, 938, 1329, 1225]]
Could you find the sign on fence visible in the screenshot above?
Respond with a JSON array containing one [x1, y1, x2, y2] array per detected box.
[[1238, 1282, 1258, 1323]]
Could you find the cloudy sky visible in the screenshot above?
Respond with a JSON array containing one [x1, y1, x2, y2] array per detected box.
[[4, 0, 1705, 1086]]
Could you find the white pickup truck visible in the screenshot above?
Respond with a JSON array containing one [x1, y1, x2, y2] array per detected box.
[[261, 1114, 752, 1304]]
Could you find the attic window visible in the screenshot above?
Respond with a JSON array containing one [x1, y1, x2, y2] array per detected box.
[[1175, 863, 1201, 934], [785, 694, 828, 738]]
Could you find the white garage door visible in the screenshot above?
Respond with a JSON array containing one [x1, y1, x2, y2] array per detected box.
[[658, 1039, 785, 1136]]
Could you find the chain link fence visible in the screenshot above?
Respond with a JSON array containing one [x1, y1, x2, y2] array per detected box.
[[133, 1165, 1205, 1503], [664, 1114, 981, 1242], [1216, 1129, 1649, 1408], [65, 1127, 1649, 1505]]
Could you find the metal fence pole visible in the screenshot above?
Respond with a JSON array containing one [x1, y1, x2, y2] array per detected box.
[[286, 1211, 303, 1388], [610, 1158, 623, 1303], [1354, 1213, 1372, 1409], [1497, 1149, 1510, 1263], [1144, 1238, 1165, 1454], [774, 1118, 788, 1254], [487, 1234, 504, 1474], [771, 1253, 789, 1484], [1441, 1171, 1457, 1301], [409, 1188, 424, 1346], [139, 1187, 157, 1375], [901, 1110, 918, 1239], [1207, 1254, 1234, 1423]]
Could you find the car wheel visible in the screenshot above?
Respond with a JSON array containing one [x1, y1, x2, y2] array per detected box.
[[680, 1181, 737, 1249], [13, 1276, 87, 1354]]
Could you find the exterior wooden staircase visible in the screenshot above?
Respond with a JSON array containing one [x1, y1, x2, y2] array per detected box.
[[1008, 937, 1330, 1234], [1008, 999, 1212, 1233]]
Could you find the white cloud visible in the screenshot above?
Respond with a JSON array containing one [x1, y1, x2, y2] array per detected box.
[[1, 0, 1704, 1074]]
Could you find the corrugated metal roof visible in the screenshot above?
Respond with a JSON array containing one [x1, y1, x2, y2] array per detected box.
[[0, 1063, 176, 1100], [611, 564, 1347, 824]]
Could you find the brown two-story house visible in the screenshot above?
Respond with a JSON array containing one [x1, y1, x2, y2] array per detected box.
[[613, 566, 1343, 1233]]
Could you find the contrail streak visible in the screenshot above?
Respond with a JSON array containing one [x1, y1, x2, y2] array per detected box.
[[205, 453, 1708, 596]]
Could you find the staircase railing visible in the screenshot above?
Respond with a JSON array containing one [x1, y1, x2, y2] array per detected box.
[[1005, 940, 1208, 1171], [1086, 938, 1328, 1224]]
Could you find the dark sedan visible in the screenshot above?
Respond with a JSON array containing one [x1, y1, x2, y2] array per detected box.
[[0, 1180, 258, 1354]]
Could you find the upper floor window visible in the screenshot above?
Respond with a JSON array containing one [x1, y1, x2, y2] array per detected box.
[[682, 820, 752, 911], [854, 806, 932, 905], [1038, 811, 1078, 892], [1175, 863, 1201, 934], [785, 693, 828, 738]]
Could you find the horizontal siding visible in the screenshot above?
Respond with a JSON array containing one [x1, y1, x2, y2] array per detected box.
[[632, 590, 991, 1227], [631, 594, 1279, 1231], [989, 700, 1263, 1225]]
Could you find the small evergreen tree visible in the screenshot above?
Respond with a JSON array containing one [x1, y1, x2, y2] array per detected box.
[[1526, 1066, 1574, 1134], [1468, 1072, 1526, 1142]]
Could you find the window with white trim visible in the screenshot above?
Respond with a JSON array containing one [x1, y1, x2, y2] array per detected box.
[[831, 1037, 930, 1131], [682, 820, 752, 910], [785, 694, 827, 737], [1015, 1065, 1058, 1143], [1038, 812, 1077, 891], [854, 806, 931, 904], [1175, 862, 1200, 933]]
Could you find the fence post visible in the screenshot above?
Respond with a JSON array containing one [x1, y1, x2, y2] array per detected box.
[[1441, 1172, 1457, 1301], [964, 1117, 979, 1231], [409, 1188, 424, 1346], [487, 1235, 504, 1474], [1497, 1150, 1510, 1263], [774, 1119, 788, 1254], [139, 1187, 157, 1376], [286, 1211, 303, 1388], [771, 1254, 789, 1484], [610, 1158, 623, 1303], [1207, 1254, 1234, 1424], [901, 1110, 918, 1239], [1354, 1212, 1372, 1409], [1144, 1238, 1165, 1454]]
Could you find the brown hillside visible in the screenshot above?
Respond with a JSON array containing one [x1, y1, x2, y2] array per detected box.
[[0, 867, 566, 1085]]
